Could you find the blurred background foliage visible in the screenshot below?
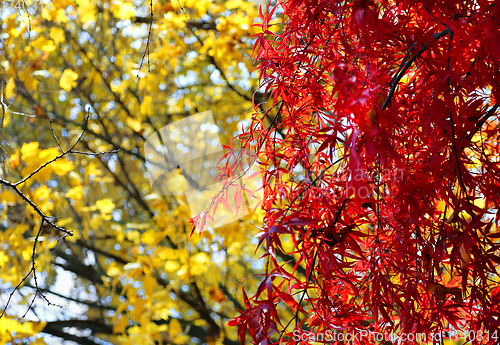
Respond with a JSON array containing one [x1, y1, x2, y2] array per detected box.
[[0, 0, 288, 343]]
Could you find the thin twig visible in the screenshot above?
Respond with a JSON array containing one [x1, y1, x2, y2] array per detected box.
[[50, 119, 64, 151], [14, 115, 117, 186], [0, 220, 64, 319], [137, 0, 154, 75]]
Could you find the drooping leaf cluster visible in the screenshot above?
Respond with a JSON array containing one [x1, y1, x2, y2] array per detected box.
[[231, 1, 500, 343]]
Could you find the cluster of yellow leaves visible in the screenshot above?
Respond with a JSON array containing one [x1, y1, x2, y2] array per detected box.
[[110, 0, 136, 20], [0, 317, 46, 343], [110, 265, 192, 344], [12, 143, 74, 185], [0, 0, 271, 343], [59, 69, 79, 91]]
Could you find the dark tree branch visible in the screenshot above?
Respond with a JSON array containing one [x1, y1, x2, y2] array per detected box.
[[42, 319, 113, 345], [467, 103, 499, 140], [382, 28, 452, 110], [133, 16, 217, 31], [76, 239, 129, 265]]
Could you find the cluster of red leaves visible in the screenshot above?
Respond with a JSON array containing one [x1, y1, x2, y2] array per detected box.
[[229, 0, 500, 344]]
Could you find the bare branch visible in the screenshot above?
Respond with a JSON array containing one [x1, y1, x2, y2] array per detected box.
[[0, 220, 65, 319]]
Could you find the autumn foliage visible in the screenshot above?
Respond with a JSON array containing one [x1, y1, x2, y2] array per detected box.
[[0, 0, 265, 343], [1, 0, 500, 343], [230, 0, 500, 343]]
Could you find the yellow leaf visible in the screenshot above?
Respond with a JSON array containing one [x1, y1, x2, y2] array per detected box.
[[190, 252, 210, 275], [69, 172, 82, 187], [192, 252, 210, 265], [143, 275, 156, 298], [80, 205, 98, 212], [131, 301, 146, 321], [19, 68, 39, 92], [114, 314, 129, 334], [22, 248, 32, 261], [29, 319, 47, 333], [177, 265, 188, 276], [34, 185, 51, 200], [56, 217, 74, 227], [96, 198, 115, 214], [85, 162, 102, 178], [76, 0, 97, 23], [0, 317, 46, 337], [225, 0, 245, 9], [51, 159, 74, 175], [127, 230, 141, 244], [112, 1, 135, 20], [126, 117, 142, 132], [140, 95, 152, 116], [0, 251, 10, 267], [164, 261, 180, 272], [57, 9, 69, 22], [227, 242, 241, 255], [42, 41, 57, 53], [0, 189, 16, 203], [66, 185, 83, 200], [59, 69, 78, 92], [39, 148, 59, 163], [49, 27, 65, 45], [10, 28, 21, 38], [473, 196, 485, 210], [5, 78, 15, 99], [168, 318, 183, 339], [191, 264, 208, 275], [141, 229, 156, 245], [191, 0, 210, 12], [157, 248, 174, 260], [107, 266, 122, 277]]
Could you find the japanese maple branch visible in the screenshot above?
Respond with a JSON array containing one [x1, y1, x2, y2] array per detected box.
[[280, 198, 347, 338], [467, 103, 499, 141], [281, 154, 348, 220], [443, 28, 475, 218], [449, 108, 474, 216], [381, 28, 452, 110], [192, 101, 285, 231]]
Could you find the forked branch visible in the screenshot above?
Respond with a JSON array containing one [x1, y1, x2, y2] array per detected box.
[[0, 114, 119, 318]]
